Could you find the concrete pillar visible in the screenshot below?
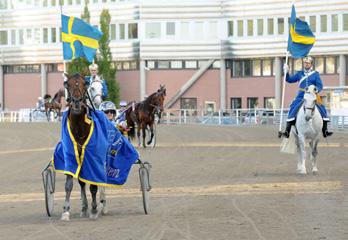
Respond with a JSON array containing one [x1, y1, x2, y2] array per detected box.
[[139, 60, 146, 101], [339, 54, 346, 86], [0, 65, 3, 110], [219, 58, 226, 111], [274, 57, 282, 109], [40, 64, 47, 97]]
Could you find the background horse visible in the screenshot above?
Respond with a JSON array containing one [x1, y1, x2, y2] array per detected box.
[[126, 85, 166, 148], [43, 89, 64, 121], [293, 85, 323, 175], [88, 79, 103, 109], [61, 73, 99, 221]]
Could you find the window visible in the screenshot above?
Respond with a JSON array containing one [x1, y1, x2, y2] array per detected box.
[[237, 20, 243, 36], [252, 60, 261, 76], [43, 28, 48, 43], [33, 28, 40, 44], [0, 31, 8, 45], [309, 16, 316, 32], [247, 20, 253, 36], [145, 22, 161, 39], [19, 29, 24, 44], [320, 15, 327, 32], [194, 22, 204, 40], [180, 98, 197, 110], [11, 30, 16, 45], [264, 97, 275, 109], [122, 62, 130, 70], [166, 22, 175, 39], [232, 61, 243, 77], [128, 23, 137, 39], [51, 28, 56, 43], [247, 97, 258, 109], [158, 61, 170, 69], [207, 21, 217, 40], [170, 61, 182, 69], [277, 18, 284, 34], [0, 0, 7, 9], [119, 24, 125, 39], [326, 57, 335, 74], [228, 20, 233, 36], [268, 19, 274, 35], [51, 0, 56, 6], [331, 14, 338, 32], [181, 22, 190, 39], [185, 61, 197, 68], [231, 98, 242, 109], [257, 19, 263, 36], [244, 60, 252, 76], [146, 61, 155, 69], [110, 24, 116, 40], [315, 57, 324, 74], [344, 14, 348, 31], [262, 59, 272, 76]]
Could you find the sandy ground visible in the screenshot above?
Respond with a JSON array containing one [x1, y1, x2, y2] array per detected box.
[[0, 123, 347, 240]]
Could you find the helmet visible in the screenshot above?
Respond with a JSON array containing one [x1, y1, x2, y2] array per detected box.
[[303, 56, 313, 64], [89, 63, 98, 71], [38, 97, 42, 100], [119, 100, 127, 107], [99, 101, 116, 112]]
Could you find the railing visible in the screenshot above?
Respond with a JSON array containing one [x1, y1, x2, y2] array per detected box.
[[1, 108, 347, 132]]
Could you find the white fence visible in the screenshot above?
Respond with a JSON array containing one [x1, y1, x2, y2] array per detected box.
[[1, 108, 347, 132]]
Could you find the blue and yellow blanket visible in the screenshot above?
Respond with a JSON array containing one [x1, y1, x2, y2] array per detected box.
[[52, 110, 139, 187]]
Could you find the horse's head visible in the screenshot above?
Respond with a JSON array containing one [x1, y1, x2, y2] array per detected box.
[[158, 84, 166, 97], [64, 73, 89, 114], [88, 80, 103, 108], [303, 85, 317, 121]]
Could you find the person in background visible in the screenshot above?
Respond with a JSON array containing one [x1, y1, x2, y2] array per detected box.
[[85, 63, 108, 100], [36, 96, 45, 111]]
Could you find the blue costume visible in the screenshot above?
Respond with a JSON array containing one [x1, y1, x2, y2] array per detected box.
[[85, 76, 108, 99], [286, 69, 329, 122], [52, 110, 138, 187]]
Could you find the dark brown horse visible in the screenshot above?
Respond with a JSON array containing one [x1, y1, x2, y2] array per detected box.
[[61, 73, 99, 221], [43, 89, 65, 121], [126, 85, 166, 148]]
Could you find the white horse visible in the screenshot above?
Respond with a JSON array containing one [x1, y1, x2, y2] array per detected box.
[[294, 84, 323, 175], [88, 78, 103, 109]]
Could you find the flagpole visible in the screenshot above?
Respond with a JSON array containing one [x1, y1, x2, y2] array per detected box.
[[278, 51, 289, 138]]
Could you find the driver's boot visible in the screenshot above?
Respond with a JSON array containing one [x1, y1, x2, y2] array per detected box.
[[322, 121, 333, 138], [282, 121, 294, 138]]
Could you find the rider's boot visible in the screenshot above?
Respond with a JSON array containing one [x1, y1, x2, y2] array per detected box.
[[282, 121, 294, 138], [322, 121, 333, 138]]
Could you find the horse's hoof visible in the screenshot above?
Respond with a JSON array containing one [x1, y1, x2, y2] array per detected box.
[[61, 212, 70, 221], [312, 170, 319, 175], [296, 169, 307, 175], [80, 210, 88, 218], [99, 203, 108, 215], [89, 209, 99, 220]]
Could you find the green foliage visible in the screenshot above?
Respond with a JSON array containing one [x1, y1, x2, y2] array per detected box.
[[96, 9, 119, 105]]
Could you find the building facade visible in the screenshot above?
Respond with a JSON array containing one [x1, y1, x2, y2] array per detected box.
[[0, 0, 347, 111]]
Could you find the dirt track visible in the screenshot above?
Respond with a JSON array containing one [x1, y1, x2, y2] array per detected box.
[[0, 123, 347, 240]]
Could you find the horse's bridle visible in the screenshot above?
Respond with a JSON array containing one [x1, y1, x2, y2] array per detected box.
[[64, 77, 89, 110]]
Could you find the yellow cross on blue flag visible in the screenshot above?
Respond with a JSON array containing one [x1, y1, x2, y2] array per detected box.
[[61, 14, 103, 62], [287, 5, 315, 58]]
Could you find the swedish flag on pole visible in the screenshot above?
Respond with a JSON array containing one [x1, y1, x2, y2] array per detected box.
[[61, 14, 103, 62], [287, 5, 315, 58]]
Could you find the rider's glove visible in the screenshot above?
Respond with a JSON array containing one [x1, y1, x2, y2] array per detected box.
[[283, 64, 289, 73]]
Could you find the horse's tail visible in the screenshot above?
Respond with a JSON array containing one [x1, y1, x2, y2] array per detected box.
[[128, 121, 136, 140], [124, 107, 136, 140]]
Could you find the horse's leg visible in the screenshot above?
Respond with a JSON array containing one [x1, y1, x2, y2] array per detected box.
[[311, 139, 319, 175], [46, 110, 50, 122], [61, 175, 73, 221], [296, 134, 307, 174], [99, 187, 108, 215], [78, 179, 88, 217], [137, 124, 141, 147], [142, 123, 146, 148], [147, 123, 154, 145], [89, 184, 99, 220]]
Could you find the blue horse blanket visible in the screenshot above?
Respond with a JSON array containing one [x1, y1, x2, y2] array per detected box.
[[52, 110, 139, 187]]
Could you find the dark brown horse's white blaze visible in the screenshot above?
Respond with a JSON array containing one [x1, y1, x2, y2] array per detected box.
[[126, 85, 166, 148], [43, 89, 65, 121], [62, 73, 99, 221]]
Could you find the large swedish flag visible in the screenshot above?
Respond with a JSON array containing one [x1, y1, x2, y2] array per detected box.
[[287, 5, 315, 58], [61, 14, 103, 62]]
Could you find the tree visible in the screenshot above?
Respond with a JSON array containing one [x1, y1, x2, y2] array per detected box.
[[67, 0, 90, 75], [97, 9, 119, 105]]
